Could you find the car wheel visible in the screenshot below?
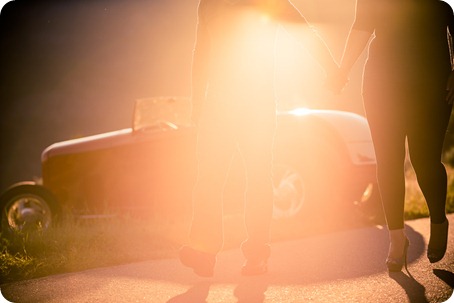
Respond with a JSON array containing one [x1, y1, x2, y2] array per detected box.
[[0, 182, 59, 235], [272, 164, 305, 219], [273, 136, 346, 222]]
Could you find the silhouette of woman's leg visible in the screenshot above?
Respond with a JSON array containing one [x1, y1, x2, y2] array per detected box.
[[364, 90, 410, 269], [407, 96, 452, 262], [407, 98, 452, 224], [363, 92, 408, 230], [373, 131, 407, 230]]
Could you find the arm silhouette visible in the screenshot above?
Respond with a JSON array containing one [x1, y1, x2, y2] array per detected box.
[[191, 0, 211, 125], [273, 0, 338, 77]]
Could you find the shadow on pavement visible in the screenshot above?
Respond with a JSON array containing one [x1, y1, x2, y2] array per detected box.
[[0, 223, 433, 303], [165, 224, 426, 303], [433, 269, 454, 288], [389, 271, 428, 303], [167, 281, 211, 303], [233, 277, 269, 303]]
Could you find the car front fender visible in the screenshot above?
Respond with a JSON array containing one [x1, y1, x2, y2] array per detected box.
[[283, 108, 376, 166]]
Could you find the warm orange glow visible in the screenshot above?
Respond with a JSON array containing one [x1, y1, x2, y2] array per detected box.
[[260, 13, 271, 24]]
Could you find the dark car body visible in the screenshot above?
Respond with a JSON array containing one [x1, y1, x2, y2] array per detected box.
[[1, 97, 380, 233]]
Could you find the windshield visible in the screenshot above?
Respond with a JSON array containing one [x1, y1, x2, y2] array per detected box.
[[133, 97, 192, 131]]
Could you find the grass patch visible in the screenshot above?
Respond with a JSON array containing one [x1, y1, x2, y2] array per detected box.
[[1, 165, 453, 284], [1, 215, 188, 284], [404, 164, 454, 220]]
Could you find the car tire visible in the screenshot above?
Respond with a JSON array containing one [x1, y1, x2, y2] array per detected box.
[[0, 182, 59, 236], [273, 137, 346, 222], [272, 163, 306, 219]]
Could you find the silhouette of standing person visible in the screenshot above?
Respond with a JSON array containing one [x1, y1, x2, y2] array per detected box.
[[179, 0, 338, 277], [329, 0, 454, 271]]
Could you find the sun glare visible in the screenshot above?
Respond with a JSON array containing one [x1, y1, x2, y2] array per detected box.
[[0, 0, 10, 10], [260, 13, 271, 24], [223, 4, 328, 109], [288, 107, 312, 116], [444, 0, 454, 9]]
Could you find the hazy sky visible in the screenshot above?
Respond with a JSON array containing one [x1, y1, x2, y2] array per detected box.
[[1, 0, 453, 188]]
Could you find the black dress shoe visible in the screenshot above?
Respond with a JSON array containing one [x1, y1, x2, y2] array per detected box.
[[428, 220, 449, 263], [241, 259, 268, 276], [179, 246, 216, 277]]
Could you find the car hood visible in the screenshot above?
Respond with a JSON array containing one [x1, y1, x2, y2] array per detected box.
[[41, 126, 194, 162]]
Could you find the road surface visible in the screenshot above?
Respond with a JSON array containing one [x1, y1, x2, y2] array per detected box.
[[1, 215, 454, 303]]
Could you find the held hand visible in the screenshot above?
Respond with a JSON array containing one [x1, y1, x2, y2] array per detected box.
[[447, 70, 454, 105], [324, 68, 349, 95]]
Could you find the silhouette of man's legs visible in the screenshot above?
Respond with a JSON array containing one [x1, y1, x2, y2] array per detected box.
[[187, 97, 276, 274], [180, 108, 237, 277], [190, 111, 237, 254], [237, 106, 275, 264]]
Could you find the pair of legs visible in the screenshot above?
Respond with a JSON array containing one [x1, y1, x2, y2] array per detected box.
[[189, 97, 276, 264], [364, 83, 452, 268], [364, 86, 451, 231]]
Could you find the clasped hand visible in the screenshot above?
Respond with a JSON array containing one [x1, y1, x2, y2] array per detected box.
[[325, 67, 349, 95]]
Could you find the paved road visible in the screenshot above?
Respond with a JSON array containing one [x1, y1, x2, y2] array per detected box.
[[1, 215, 454, 303]]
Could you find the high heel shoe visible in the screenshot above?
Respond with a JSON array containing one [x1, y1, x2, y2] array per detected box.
[[428, 219, 449, 263], [386, 237, 409, 272]]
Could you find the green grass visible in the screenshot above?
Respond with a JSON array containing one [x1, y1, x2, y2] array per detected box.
[[1, 215, 187, 284], [1, 165, 453, 284], [404, 164, 454, 220]]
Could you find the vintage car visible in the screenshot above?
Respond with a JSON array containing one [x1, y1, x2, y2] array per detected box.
[[0, 97, 381, 234]]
